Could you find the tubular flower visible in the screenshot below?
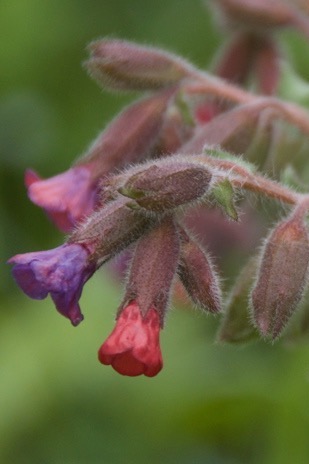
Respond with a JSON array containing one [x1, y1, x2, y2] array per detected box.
[[24, 89, 174, 233], [25, 164, 98, 232], [8, 196, 155, 328], [98, 302, 163, 377], [8, 244, 95, 326]]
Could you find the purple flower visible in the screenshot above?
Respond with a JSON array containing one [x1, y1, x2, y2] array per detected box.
[[25, 164, 98, 232], [8, 244, 95, 326]]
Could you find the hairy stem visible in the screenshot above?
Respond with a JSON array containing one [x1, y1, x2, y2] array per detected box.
[[193, 154, 300, 205], [184, 73, 309, 136]]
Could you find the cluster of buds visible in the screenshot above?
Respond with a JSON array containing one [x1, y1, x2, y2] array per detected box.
[[8, 0, 309, 377]]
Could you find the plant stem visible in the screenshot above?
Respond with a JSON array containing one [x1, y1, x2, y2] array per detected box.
[[194, 154, 300, 205], [184, 73, 309, 137]]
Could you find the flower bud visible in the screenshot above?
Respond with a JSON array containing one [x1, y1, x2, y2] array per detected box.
[[251, 209, 309, 339], [156, 104, 193, 155], [85, 39, 195, 91], [70, 197, 156, 264], [121, 217, 180, 324], [214, 31, 280, 95], [118, 157, 212, 213], [177, 229, 222, 313], [254, 37, 280, 95], [214, 32, 255, 85], [180, 102, 269, 159], [217, 257, 258, 343], [79, 88, 175, 172]]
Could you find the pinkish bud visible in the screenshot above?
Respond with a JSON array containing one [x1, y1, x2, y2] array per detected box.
[[254, 37, 281, 95], [214, 32, 255, 85], [79, 88, 176, 173], [251, 209, 309, 339], [177, 229, 222, 313], [121, 217, 180, 324], [85, 39, 195, 91], [214, 31, 280, 95], [118, 157, 212, 213], [70, 197, 155, 264], [181, 101, 273, 166], [179, 103, 260, 155], [156, 105, 194, 155]]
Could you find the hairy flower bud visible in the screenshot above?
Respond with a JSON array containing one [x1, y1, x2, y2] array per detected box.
[[251, 209, 309, 339], [177, 229, 222, 313], [156, 104, 194, 155], [180, 102, 268, 158], [86, 39, 195, 91], [79, 88, 175, 171], [254, 37, 280, 95], [70, 197, 156, 264], [118, 157, 212, 213], [215, 32, 255, 85], [214, 30, 281, 95], [98, 217, 179, 377], [121, 217, 180, 324]]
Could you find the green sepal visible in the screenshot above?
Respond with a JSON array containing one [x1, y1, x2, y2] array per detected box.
[[216, 258, 259, 344], [118, 186, 146, 199], [174, 91, 195, 127], [211, 178, 238, 221], [280, 164, 307, 192]]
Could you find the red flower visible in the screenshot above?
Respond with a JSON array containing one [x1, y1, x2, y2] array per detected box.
[[98, 302, 163, 377]]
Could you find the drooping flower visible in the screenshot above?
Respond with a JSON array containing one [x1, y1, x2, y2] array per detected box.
[[8, 243, 95, 326], [8, 194, 157, 327], [98, 302, 163, 377], [25, 164, 98, 232], [24, 88, 174, 233], [98, 217, 179, 376]]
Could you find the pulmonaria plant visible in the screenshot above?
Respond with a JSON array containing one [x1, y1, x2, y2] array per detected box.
[[9, 0, 309, 377]]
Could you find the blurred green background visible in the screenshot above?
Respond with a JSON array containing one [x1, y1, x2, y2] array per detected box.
[[3, 1, 309, 463]]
